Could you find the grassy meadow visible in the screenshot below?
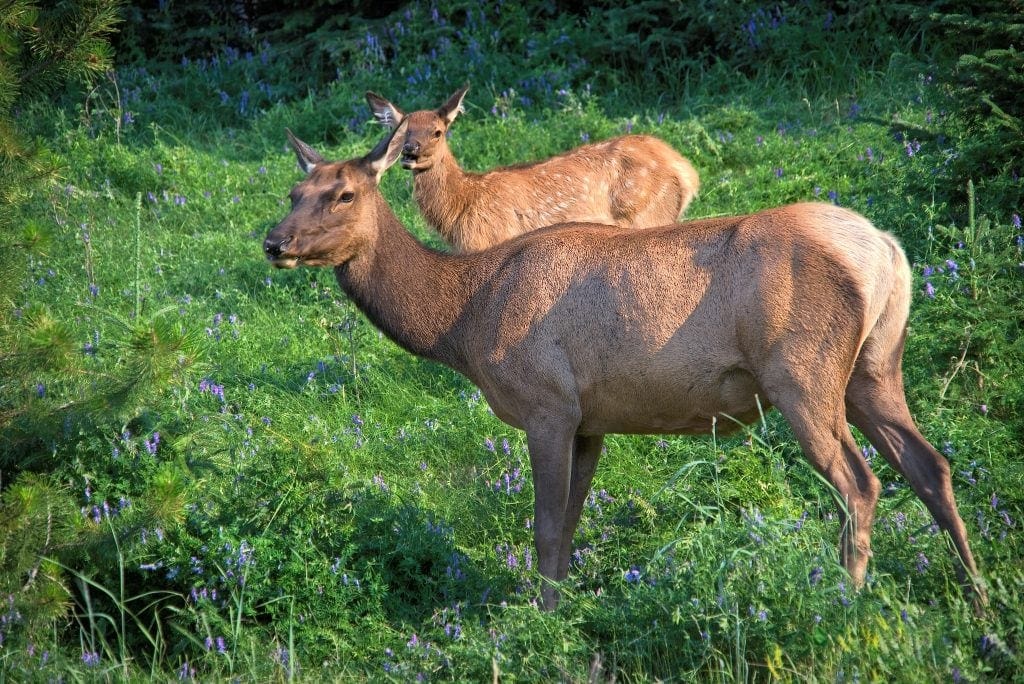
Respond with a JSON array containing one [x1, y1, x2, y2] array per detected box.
[[2, 2, 1023, 681]]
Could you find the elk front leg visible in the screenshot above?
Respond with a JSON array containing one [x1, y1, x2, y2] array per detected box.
[[525, 423, 577, 610], [556, 435, 605, 580]]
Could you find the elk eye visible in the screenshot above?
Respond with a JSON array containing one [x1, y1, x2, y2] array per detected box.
[[330, 191, 355, 213], [433, 130, 443, 139]]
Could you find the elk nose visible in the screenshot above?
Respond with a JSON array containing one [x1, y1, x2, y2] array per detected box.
[[403, 141, 419, 155], [263, 235, 292, 258]]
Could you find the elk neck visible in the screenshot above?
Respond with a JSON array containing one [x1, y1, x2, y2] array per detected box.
[[411, 145, 476, 245], [332, 193, 476, 373]]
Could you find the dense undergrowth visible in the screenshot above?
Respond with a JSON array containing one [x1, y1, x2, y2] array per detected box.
[[2, 1, 1022, 681]]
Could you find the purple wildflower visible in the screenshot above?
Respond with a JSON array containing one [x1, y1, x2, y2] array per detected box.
[[624, 566, 641, 583], [809, 566, 823, 585], [916, 552, 930, 573]]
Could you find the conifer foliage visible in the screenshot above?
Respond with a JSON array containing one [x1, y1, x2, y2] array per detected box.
[[1, 0, 123, 656]]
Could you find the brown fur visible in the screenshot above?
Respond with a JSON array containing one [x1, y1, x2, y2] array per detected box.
[[264, 124, 986, 611], [366, 87, 700, 252]]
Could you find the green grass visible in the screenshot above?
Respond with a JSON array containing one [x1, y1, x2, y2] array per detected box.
[[2, 12, 1024, 683]]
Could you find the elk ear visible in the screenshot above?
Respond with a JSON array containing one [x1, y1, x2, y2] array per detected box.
[[365, 119, 408, 183], [437, 84, 469, 126], [285, 128, 323, 174], [365, 91, 406, 130]]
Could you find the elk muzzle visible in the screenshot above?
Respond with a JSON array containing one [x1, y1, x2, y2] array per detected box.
[[401, 141, 421, 168], [263, 234, 298, 268]]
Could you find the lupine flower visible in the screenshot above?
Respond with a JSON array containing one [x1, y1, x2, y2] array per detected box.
[[924, 282, 936, 298], [916, 552, 930, 573], [624, 566, 641, 583], [808, 566, 823, 585], [794, 510, 808, 531], [199, 378, 225, 401], [838, 581, 851, 606]]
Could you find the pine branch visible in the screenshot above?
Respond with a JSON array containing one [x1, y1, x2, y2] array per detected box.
[[18, 1, 122, 91]]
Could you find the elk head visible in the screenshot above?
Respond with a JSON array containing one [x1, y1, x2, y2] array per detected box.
[[262, 125, 406, 269], [365, 85, 469, 171]]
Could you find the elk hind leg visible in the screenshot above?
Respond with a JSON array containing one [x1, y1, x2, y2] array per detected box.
[[770, 382, 882, 587], [845, 364, 985, 605]]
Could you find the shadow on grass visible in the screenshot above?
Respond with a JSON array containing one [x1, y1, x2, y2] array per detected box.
[[346, 486, 512, 625]]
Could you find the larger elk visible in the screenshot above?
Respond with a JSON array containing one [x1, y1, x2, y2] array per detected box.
[[365, 86, 700, 252], [263, 123, 985, 611]]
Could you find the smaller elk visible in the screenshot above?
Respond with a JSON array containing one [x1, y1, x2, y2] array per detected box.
[[365, 86, 700, 252], [264, 122, 985, 611]]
